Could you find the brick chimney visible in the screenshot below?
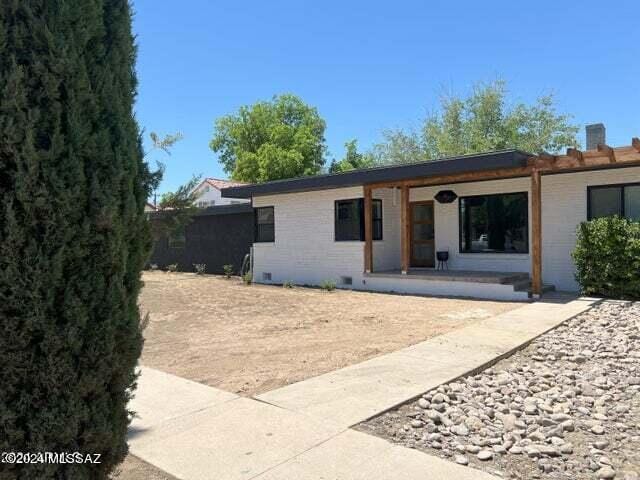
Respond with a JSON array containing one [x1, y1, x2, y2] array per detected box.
[[586, 123, 605, 150]]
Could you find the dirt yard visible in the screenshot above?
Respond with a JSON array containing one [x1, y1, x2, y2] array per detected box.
[[138, 271, 522, 396], [113, 455, 177, 480]]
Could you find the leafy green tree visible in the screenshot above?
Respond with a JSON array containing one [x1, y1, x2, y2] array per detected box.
[[329, 139, 376, 173], [150, 175, 202, 241], [144, 131, 184, 207], [210, 94, 327, 182], [0, 1, 150, 478], [371, 128, 428, 165], [373, 80, 580, 165]]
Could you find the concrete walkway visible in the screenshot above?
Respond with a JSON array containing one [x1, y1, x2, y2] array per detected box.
[[129, 294, 598, 480]]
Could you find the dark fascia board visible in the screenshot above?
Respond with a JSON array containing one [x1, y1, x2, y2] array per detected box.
[[221, 150, 532, 198], [149, 203, 253, 219]]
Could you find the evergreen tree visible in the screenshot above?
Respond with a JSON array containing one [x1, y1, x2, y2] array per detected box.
[[0, 1, 150, 478]]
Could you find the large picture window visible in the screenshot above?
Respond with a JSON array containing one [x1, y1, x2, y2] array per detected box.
[[335, 198, 382, 241], [255, 207, 275, 242], [459, 192, 528, 254], [588, 183, 640, 221]]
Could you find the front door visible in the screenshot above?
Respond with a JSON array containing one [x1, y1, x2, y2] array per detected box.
[[410, 201, 435, 267]]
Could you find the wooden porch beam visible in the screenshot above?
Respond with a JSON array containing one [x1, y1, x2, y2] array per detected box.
[[566, 148, 584, 165], [364, 186, 373, 273], [366, 166, 532, 190], [363, 140, 640, 191], [400, 185, 410, 274], [597, 143, 616, 163], [531, 169, 542, 297]]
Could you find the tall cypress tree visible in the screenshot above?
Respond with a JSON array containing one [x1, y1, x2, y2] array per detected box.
[[0, 1, 150, 478]]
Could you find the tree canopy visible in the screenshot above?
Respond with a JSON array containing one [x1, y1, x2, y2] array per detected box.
[[150, 175, 202, 240], [372, 80, 580, 165], [210, 94, 326, 182], [329, 139, 376, 173]]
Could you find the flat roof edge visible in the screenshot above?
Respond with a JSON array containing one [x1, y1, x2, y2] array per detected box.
[[221, 150, 532, 198]]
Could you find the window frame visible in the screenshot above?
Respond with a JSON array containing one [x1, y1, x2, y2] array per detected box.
[[587, 182, 640, 221], [254, 206, 275, 243], [458, 191, 529, 255], [334, 198, 383, 242]]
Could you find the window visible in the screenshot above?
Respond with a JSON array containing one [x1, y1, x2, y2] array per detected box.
[[588, 183, 640, 221], [459, 192, 528, 254], [334, 198, 382, 241], [168, 228, 186, 249], [255, 207, 275, 242]]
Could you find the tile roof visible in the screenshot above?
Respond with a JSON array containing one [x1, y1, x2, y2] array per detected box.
[[204, 178, 247, 190]]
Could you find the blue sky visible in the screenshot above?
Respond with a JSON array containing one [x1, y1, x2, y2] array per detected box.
[[132, 0, 639, 194]]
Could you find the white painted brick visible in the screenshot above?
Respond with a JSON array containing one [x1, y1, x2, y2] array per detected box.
[[541, 166, 640, 291], [251, 167, 640, 294]]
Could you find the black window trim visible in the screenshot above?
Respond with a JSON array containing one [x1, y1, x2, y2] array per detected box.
[[458, 191, 529, 255], [334, 197, 383, 242], [254, 206, 275, 243], [587, 182, 640, 220]]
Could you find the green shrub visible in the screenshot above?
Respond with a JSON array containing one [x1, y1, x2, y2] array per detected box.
[[572, 216, 640, 299], [242, 272, 253, 285], [166, 263, 178, 272], [223, 264, 234, 278], [321, 280, 337, 292], [193, 263, 206, 275], [283, 280, 294, 289]]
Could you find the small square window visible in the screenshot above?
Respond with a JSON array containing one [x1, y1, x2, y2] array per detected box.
[[255, 207, 275, 242], [334, 198, 382, 241]]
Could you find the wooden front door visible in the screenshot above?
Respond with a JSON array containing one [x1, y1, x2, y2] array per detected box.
[[410, 201, 435, 267]]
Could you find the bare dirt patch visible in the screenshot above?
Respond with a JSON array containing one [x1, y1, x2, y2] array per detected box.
[[138, 271, 521, 396], [112, 455, 177, 480]]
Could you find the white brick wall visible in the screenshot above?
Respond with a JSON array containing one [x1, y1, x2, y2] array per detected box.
[[541, 166, 640, 291], [252, 166, 640, 294], [372, 187, 401, 271], [253, 187, 366, 287], [410, 178, 531, 273]]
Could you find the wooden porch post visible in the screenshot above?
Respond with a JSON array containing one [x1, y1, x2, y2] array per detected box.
[[364, 186, 373, 273], [400, 185, 410, 274], [531, 169, 542, 297]]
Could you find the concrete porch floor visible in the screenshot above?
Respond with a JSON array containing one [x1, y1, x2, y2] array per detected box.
[[365, 269, 530, 284]]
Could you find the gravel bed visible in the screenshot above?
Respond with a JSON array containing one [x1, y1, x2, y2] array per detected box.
[[357, 300, 640, 479]]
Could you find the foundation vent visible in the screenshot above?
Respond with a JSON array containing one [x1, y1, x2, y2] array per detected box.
[[262, 272, 272, 281], [340, 276, 353, 286]]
